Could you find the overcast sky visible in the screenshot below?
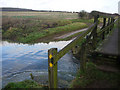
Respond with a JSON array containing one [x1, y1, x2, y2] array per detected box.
[[0, 0, 119, 13]]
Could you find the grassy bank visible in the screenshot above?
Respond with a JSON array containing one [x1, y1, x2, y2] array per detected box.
[[18, 22, 87, 43], [3, 80, 48, 89], [70, 62, 120, 88], [2, 20, 88, 43]]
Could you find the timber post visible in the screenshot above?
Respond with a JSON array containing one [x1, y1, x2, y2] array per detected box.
[[111, 17, 114, 29], [80, 43, 87, 72], [102, 18, 106, 40], [101, 18, 106, 29], [109, 18, 112, 31], [107, 18, 110, 34], [93, 15, 99, 49], [48, 48, 58, 88], [118, 16, 120, 29]]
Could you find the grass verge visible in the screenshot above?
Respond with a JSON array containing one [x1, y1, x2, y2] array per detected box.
[[70, 62, 120, 88]]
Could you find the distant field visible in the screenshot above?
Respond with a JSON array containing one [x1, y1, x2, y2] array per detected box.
[[2, 11, 79, 20]]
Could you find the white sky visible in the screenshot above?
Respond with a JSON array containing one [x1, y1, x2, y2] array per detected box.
[[0, 0, 119, 13]]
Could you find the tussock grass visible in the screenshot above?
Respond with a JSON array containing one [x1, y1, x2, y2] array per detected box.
[[19, 22, 88, 43]]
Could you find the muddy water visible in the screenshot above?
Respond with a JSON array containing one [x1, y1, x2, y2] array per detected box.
[[1, 40, 80, 88]]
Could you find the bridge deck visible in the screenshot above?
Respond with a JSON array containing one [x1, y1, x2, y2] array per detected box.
[[97, 28, 119, 56]]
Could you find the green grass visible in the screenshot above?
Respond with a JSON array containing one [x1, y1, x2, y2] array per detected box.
[[3, 80, 48, 89], [70, 62, 120, 88], [70, 19, 94, 23], [18, 22, 88, 43]]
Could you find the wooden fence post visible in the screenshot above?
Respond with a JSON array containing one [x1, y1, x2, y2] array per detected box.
[[109, 18, 112, 31], [107, 18, 110, 25], [92, 15, 98, 49], [112, 18, 115, 29], [101, 18, 106, 29], [48, 48, 58, 88], [102, 18, 106, 40], [111, 18, 114, 30], [80, 43, 86, 72], [106, 18, 110, 34], [118, 17, 120, 29]]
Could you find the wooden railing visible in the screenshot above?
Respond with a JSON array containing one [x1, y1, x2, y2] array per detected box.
[[48, 11, 118, 88]]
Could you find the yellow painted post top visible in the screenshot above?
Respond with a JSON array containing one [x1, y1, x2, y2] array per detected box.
[[49, 63, 53, 67], [49, 54, 53, 59], [49, 54, 53, 67]]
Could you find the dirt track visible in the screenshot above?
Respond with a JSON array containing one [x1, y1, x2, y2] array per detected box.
[[54, 28, 88, 39]]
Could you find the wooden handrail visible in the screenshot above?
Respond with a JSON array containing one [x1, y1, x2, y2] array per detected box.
[[54, 22, 98, 64], [91, 11, 117, 18], [98, 19, 118, 36]]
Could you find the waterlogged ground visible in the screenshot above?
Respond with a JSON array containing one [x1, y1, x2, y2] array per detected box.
[[1, 40, 80, 88]]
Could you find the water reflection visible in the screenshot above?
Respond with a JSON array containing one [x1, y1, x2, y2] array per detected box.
[[1, 40, 80, 88]]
